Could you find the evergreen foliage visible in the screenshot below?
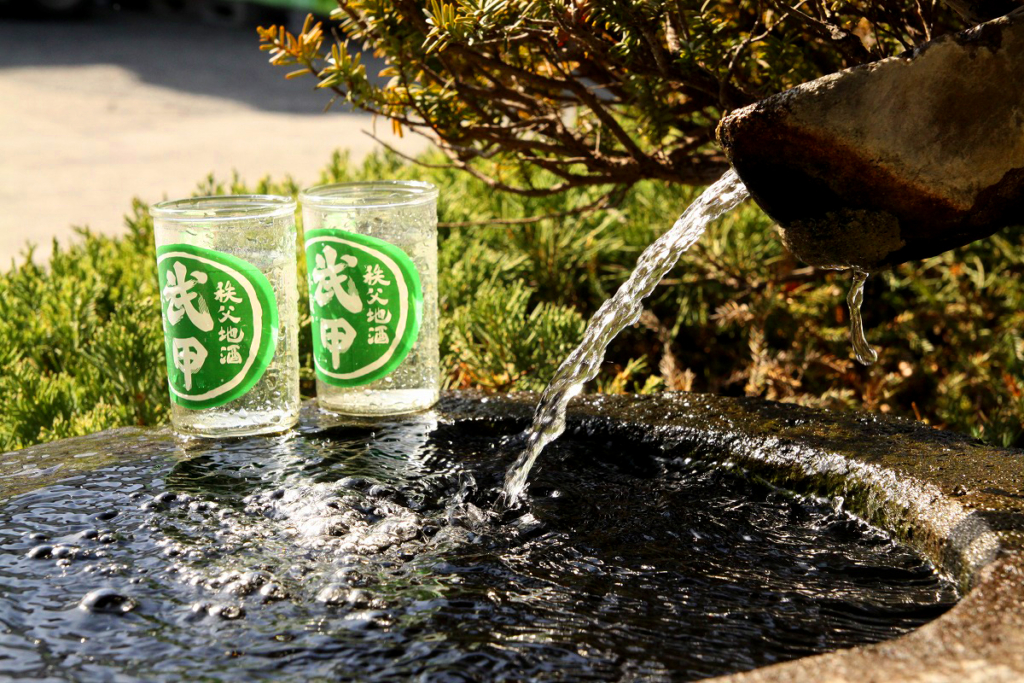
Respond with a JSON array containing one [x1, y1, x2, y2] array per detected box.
[[2, 151, 1023, 451], [0, 206, 165, 449], [258, 2, 962, 197]]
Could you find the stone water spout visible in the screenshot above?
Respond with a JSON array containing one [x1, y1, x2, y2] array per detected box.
[[717, 7, 1024, 271]]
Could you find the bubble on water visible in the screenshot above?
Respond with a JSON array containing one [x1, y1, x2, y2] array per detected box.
[[367, 484, 392, 498], [222, 571, 271, 597], [258, 583, 288, 602], [338, 477, 368, 491], [208, 604, 245, 620], [316, 584, 352, 605], [152, 492, 179, 508], [341, 610, 384, 630], [208, 570, 240, 590], [189, 601, 245, 620], [95, 510, 118, 521], [79, 588, 137, 615], [27, 545, 53, 559], [343, 513, 422, 555], [78, 529, 99, 541], [347, 589, 372, 608], [51, 546, 76, 560]]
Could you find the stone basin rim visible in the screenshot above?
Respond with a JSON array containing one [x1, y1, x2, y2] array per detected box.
[[440, 391, 1024, 683], [3, 391, 1023, 682], [441, 392, 1015, 590]]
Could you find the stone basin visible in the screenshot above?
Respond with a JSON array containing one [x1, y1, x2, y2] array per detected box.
[[1, 392, 1023, 682]]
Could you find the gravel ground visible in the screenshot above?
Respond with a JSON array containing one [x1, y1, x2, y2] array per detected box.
[[0, 4, 428, 265]]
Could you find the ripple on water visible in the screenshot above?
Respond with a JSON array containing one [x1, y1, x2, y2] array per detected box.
[[0, 417, 957, 682]]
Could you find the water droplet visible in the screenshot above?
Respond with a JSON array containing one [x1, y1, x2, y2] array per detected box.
[[79, 588, 137, 615], [847, 269, 878, 366]]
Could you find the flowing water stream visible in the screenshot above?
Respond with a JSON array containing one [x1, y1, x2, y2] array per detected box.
[[505, 171, 892, 501], [503, 170, 750, 504], [847, 269, 878, 365]]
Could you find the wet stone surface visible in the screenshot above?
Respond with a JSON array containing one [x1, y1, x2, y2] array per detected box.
[[718, 10, 1024, 270], [0, 412, 957, 682]]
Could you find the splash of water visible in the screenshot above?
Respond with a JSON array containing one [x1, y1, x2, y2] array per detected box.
[[847, 269, 877, 365], [501, 169, 750, 505]]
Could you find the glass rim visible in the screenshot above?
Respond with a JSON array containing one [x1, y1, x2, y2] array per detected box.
[[299, 181, 439, 209], [149, 195, 296, 222]]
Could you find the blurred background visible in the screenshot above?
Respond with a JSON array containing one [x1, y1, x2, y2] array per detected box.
[[0, 0, 428, 264]]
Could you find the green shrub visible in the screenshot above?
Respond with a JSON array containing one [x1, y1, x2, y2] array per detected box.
[[0, 204, 165, 450], [259, 3, 962, 195], [2, 151, 1023, 451]]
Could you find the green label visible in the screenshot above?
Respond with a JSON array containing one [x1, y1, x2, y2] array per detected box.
[[305, 228, 422, 387], [157, 244, 278, 410]]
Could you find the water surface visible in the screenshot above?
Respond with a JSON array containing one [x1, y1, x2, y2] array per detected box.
[[0, 414, 956, 681]]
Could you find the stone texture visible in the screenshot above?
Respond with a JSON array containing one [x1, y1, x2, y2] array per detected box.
[[717, 10, 1024, 270]]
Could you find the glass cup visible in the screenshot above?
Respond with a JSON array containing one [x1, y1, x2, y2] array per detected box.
[[151, 195, 300, 437], [299, 181, 439, 416]]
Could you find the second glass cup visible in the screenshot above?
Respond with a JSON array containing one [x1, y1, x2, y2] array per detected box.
[[300, 181, 439, 416]]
